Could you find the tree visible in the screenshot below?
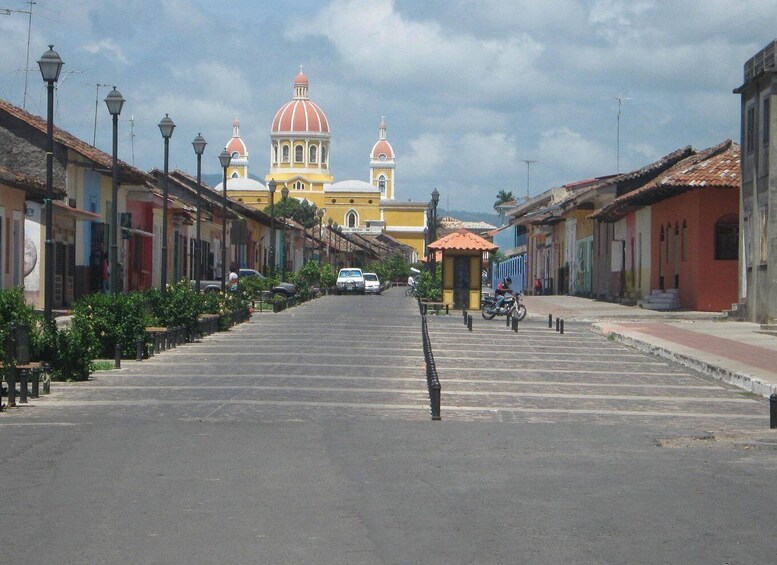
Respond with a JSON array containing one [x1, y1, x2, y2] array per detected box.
[[264, 197, 317, 227], [493, 190, 514, 211]]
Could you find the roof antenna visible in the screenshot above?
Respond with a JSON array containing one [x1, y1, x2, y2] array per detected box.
[[607, 94, 632, 173], [521, 160, 537, 199]]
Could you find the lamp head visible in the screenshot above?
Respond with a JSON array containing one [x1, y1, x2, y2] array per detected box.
[[158, 114, 175, 139], [281, 186, 289, 200], [316, 208, 324, 219], [431, 188, 440, 206], [218, 148, 231, 169], [104, 87, 125, 117], [38, 45, 63, 82], [192, 133, 207, 156], [268, 179, 276, 194]]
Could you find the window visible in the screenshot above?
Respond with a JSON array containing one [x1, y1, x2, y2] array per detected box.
[[231, 152, 239, 160], [715, 214, 738, 260], [293, 181, 305, 190], [346, 211, 357, 228], [294, 145, 303, 163], [378, 175, 386, 194], [746, 105, 756, 155], [273, 145, 278, 163], [231, 172, 238, 178], [282, 145, 289, 163], [764, 98, 770, 147], [309, 145, 317, 163], [321, 146, 327, 164]]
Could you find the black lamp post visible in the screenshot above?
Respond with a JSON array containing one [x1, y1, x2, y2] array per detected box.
[[333, 222, 339, 268], [327, 217, 333, 266], [192, 133, 207, 294], [431, 187, 440, 277], [268, 179, 276, 274], [308, 203, 317, 264], [316, 208, 324, 267], [280, 185, 289, 273], [218, 149, 232, 292], [37, 44, 63, 327], [158, 114, 175, 294], [104, 87, 124, 295]]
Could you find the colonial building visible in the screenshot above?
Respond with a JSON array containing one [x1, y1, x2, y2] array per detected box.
[[217, 70, 428, 261], [734, 39, 777, 323]]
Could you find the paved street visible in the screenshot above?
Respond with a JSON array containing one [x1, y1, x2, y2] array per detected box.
[[2, 288, 777, 564]]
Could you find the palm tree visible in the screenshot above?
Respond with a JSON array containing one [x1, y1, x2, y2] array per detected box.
[[493, 190, 514, 211]]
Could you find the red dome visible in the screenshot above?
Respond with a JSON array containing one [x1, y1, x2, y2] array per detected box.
[[226, 136, 247, 155], [271, 99, 329, 134], [371, 139, 394, 159], [294, 72, 308, 86]]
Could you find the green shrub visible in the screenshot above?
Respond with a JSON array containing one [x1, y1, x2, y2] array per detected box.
[[297, 260, 321, 287], [414, 268, 442, 302], [147, 280, 204, 338], [47, 317, 100, 381], [320, 264, 336, 289], [74, 291, 150, 358]]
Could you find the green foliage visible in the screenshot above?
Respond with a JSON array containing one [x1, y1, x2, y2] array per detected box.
[[0, 287, 44, 364], [74, 291, 150, 358], [320, 264, 336, 289], [264, 196, 318, 227], [414, 266, 442, 301], [297, 260, 321, 287], [48, 318, 100, 381], [147, 280, 204, 338]]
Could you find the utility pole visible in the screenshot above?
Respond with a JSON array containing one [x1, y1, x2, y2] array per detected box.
[[521, 159, 537, 199], [611, 95, 631, 173], [87, 83, 111, 146], [126, 114, 136, 165]]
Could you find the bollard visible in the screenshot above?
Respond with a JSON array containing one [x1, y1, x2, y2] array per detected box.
[[31, 367, 40, 398], [771, 393, 777, 429], [42, 363, 51, 394], [512, 316, 518, 332], [467, 314, 473, 332], [136, 339, 143, 361], [556, 318, 560, 332], [19, 369, 28, 404], [430, 379, 441, 421], [114, 343, 121, 369], [560, 319, 564, 335], [506, 314, 511, 327], [549, 314, 553, 328], [463, 310, 468, 326], [7, 365, 16, 407]]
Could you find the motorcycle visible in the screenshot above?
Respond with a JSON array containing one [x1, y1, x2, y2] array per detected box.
[[481, 292, 527, 321]]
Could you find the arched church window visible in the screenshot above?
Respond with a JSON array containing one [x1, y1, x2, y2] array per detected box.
[[273, 145, 278, 163], [231, 172, 238, 178], [309, 145, 317, 163], [346, 210, 357, 228], [294, 145, 303, 163], [378, 175, 386, 194], [231, 152, 239, 160], [321, 146, 327, 164], [282, 145, 289, 163], [294, 181, 305, 191]]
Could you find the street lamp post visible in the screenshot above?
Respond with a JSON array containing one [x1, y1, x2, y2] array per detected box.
[[37, 45, 63, 327], [105, 87, 124, 295], [308, 203, 317, 264], [431, 188, 440, 278], [268, 179, 276, 275], [192, 134, 207, 294], [218, 149, 232, 292], [333, 222, 339, 268], [158, 114, 175, 295], [316, 208, 324, 267], [280, 185, 289, 274], [327, 217, 333, 266]]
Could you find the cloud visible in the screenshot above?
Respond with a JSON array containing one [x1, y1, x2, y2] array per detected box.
[[82, 39, 129, 65], [538, 127, 612, 180]]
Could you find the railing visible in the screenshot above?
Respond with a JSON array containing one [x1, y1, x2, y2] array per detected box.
[[492, 254, 527, 293], [418, 299, 441, 420]]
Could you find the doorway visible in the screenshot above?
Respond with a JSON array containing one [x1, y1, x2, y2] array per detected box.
[[453, 256, 470, 309]]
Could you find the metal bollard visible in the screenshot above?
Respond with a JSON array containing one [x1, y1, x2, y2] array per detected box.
[[31, 367, 40, 398], [136, 339, 143, 361], [771, 393, 777, 429], [114, 343, 121, 369], [467, 314, 473, 332], [430, 379, 441, 421], [7, 366, 16, 407], [512, 316, 518, 332], [556, 318, 560, 332], [560, 319, 564, 335], [549, 314, 553, 328], [463, 310, 468, 325], [19, 369, 28, 404], [506, 314, 511, 327]]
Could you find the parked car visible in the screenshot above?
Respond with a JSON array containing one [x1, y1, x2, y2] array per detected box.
[[197, 269, 296, 297], [363, 272, 381, 295], [336, 268, 365, 295]]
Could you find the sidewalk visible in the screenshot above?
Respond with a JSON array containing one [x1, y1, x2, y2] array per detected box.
[[521, 294, 777, 397]]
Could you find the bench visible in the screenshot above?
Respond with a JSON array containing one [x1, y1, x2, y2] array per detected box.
[[420, 301, 451, 315]]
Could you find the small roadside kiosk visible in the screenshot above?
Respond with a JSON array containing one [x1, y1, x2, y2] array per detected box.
[[427, 229, 497, 310]]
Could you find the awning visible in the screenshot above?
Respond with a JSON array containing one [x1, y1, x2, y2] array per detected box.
[[122, 227, 155, 238], [53, 200, 101, 221]]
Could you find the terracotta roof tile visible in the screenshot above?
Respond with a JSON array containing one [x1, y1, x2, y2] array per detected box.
[[428, 228, 498, 252]]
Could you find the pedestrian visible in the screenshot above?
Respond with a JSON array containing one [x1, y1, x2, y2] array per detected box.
[[229, 271, 239, 291], [534, 277, 542, 296]]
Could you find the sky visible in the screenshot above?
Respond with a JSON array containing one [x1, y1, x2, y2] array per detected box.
[[1, 0, 775, 213]]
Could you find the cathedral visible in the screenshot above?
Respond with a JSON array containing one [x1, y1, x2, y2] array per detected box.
[[215, 70, 428, 259]]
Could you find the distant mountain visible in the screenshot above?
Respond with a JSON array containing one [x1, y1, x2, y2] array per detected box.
[[438, 209, 503, 227]]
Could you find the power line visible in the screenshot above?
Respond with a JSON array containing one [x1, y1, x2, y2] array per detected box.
[[1, 1, 36, 109]]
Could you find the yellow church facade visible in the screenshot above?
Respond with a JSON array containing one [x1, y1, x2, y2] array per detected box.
[[217, 71, 428, 260]]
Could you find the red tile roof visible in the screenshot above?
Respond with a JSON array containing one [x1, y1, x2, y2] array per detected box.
[[427, 228, 498, 252], [0, 98, 151, 185], [0, 164, 62, 198]]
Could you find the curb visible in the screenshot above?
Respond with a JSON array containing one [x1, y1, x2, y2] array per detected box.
[[590, 323, 775, 398]]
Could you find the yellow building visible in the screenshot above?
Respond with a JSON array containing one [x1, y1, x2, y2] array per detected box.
[[219, 70, 428, 260]]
